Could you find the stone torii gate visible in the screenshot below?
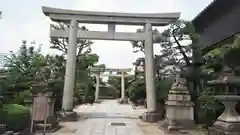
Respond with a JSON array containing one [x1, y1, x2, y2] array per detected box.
[[90, 68, 132, 101], [42, 6, 180, 121]]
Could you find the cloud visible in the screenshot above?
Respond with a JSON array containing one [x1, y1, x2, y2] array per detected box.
[[0, 21, 20, 53], [0, 17, 52, 54], [0, 0, 213, 69]]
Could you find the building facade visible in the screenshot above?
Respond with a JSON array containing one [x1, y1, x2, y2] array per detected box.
[[192, 0, 240, 52]]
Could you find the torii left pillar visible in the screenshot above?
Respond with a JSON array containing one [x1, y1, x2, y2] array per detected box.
[[119, 72, 129, 104], [141, 23, 161, 122], [59, 19, 78, 121]]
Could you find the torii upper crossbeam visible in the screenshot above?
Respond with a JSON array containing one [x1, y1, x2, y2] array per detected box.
[[42, 6, 180, 26]]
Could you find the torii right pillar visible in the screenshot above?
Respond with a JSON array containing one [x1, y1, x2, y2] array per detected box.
[[141, 23, 161, 122], [121, 72, 125, 99], [94, 73, 100, 102]]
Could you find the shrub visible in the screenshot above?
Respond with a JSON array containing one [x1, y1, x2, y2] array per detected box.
[[11, 91, 31, 105], [99, 87, 118, 98], [195, 89, 224, 126], [0, 104, 30, 131], [127, 78, 173, 104], [127, 79, 146, 104], [156, 78, 173, 104], [85, 96, 94, 103]]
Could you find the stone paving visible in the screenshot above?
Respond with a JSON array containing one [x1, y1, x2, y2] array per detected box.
[[45, 100, 148, 135], [74, 100, 146, 135], [35, 99, 207, 135]]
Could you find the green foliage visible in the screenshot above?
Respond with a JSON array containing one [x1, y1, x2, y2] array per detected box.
[[108, 76, 121, 96], [157, 20, 196, 70], [0, 76, 7, 107], [0, 34, 99, 131], [127, 77, 172, 105], [74, 54, 100, 104], [202, 34, 240, 75], [156, 78, 173, 103], [3, 41, 46, 104], [80, 54, 99, 68], [197, 35, 240, 125], [127, 78, 146, 104], [132, 57, 145, 79], [108, 74, 133, 98], [129, 21, 240, 127], [44, 53, 99, 108], [0, 104, 30, 131], [82, 78, 95, 104], [47, 78, 64, 111], [99, 86, 118, 98], [75, 81, 93, 104], [195, 88, 224, 125], [11, 91, 31, 105], [131, 20, 197, 81]]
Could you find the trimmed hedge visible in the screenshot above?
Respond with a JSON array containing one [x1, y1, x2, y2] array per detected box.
[[0, 104, 30, 131]]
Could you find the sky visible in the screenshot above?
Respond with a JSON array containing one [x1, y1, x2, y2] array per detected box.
[[0, 0, 213, 69]]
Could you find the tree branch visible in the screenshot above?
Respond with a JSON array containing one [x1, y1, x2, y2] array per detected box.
[[172, 28, 191, 65]]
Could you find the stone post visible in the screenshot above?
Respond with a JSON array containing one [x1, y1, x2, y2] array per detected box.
[[121, 72, 125, 99], [141, 23, 161, 122], [95, 73, 100, 101], [62, 19, 78, 111], [144, 23, 156, 112]]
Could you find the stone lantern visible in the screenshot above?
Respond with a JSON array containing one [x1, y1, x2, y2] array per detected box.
[[161, 74, 195, 132], [208, 66, 240, 135], [30, 67, 59, 133]]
